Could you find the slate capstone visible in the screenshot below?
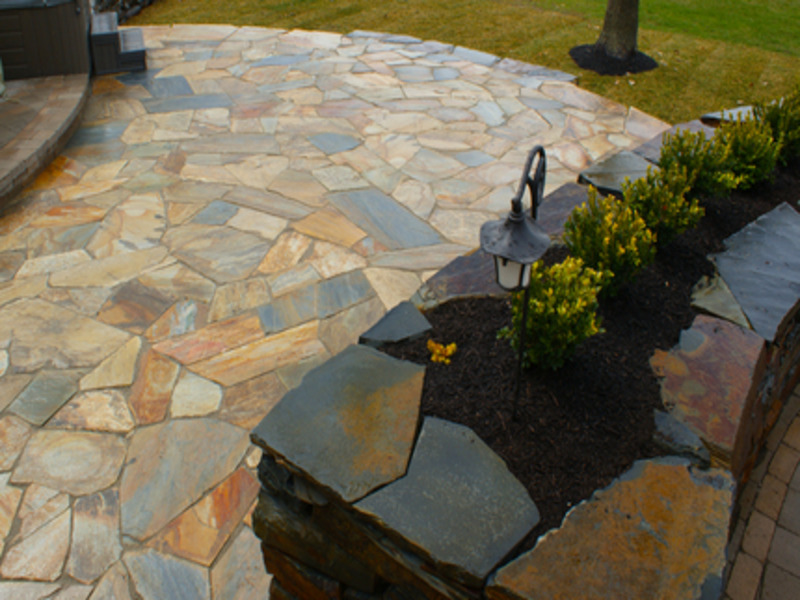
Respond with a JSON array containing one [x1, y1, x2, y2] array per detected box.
[[578, 150, 654, 196], [413, 248, 504, 309], [354, 417, 540, 589], [701, 106, 754, 127], [251, 344, 425, 503], [359, 301, 432, 347], [632, 120, 716, 165], [538, 182, 589, 239], [714, 203, 800, 342]]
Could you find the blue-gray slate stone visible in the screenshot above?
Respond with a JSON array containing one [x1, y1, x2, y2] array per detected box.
[[354, 417, 539, 589], [713, 203, 800, 342], [8, 369, 85, 426], [701, 106, 754, 127], [359, 301, 431, 347], [653, 410, 711, 468], [578, 150, 654, 197], [143, 76, 194, 98], [251, 345, 424, 503], [309, 133, 361, 155], [412, 249, 504, 310], [539, 182, 589, 239], [142, 94, 232, 114], [633, 120, 717, 165], [329, 189, 441, 250], [191, 201, 239, 225], [124, 548, 210, 600]]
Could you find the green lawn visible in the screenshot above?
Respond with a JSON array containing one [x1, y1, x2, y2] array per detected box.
[[131, 0, 800, 124]]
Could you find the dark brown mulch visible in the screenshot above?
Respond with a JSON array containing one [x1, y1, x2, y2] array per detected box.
[[569, 43, 658, 76], [382, 158, 800, 553]]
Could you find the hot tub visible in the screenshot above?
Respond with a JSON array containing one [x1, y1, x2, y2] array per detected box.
[[0, 0, 90, 80]]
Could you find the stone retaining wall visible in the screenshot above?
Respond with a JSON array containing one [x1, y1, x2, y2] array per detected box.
[[251, 126, 800, 599]]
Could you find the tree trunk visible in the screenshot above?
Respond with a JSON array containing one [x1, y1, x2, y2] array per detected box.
[[595, 0, 640, 60]]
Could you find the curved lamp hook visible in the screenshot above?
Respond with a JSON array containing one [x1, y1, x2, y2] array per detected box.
[[511, 145, 546, 220]]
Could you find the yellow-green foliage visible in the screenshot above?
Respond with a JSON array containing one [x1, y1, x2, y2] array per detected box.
[[499, 257, 603, 370], [658, 129, 739, 199], [563, 188, 656, 295], [754, 85, 800, 164], [716, 117, 781, 190], [622, 165, 704, 245]]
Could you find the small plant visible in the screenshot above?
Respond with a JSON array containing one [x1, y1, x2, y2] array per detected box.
[[622, 164, 704, 245], [754, 85, 800, 165], [715, 116, 781, 190], [427, 339, 457, 365], [563, 187, 656, 295], [498, 257, 604, 370], [658, 128, 739, 199]]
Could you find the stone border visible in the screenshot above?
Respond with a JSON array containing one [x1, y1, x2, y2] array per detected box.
[[251, 122, 800, 598]]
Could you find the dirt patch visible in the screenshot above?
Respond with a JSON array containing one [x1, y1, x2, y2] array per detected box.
[[382, 159, 800, 552]]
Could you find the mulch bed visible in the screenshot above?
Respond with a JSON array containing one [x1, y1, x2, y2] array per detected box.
[[382, 158, 800, 553]]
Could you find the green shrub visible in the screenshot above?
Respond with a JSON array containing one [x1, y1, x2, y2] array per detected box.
[[498, 257, 603, 370], [622, 164, 704, 245], [658, 128, 739, 199], [753, 86, 800, 166], [715, 116, 781, 190], [563, 187, 656, 296]]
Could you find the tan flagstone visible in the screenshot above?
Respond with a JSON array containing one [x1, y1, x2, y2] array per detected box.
[[29, 204, 107, 229], [50, 390, 135, 433], [90, 562, 133, 600], [0, 473, 23, 557], [230, 118, 263, 133], [0, 581, 60, 600], [155, 61, 208, 78], [0, 375, 33, 412], [218, 373, 287, 430], [0, 415, 33, 470], [245, 447, 261, 469], [65, 490, 122, 584], [193, 107, 231, 129], [226, 207, 287, 240], [51, 584, 93, 600], [225, 155, 290, 191], [79, 336, 142, 391], [137, 262, 216, 303], [86, 193, 166, 258], [121, 119, 156, 145], [145, 300, 209, 343], [0, 507, 70, 581], [318, 297, 385, 355], [293, 208, 366, 247], [189, 320, 326, 386], [0, 349, 7, 375], [152, 128, 199, 142], [128, 349, 180, 425], [625, 106, 670, 141], [14, 250, 91, 279], [166, 202, 204, 225], [363, 267, 422, 311], [268, 169, 328, 206], [50, 246, 168, 288], [11, 430, 127, 496], [39, 287, 114, 318], [364, 133, 420, 169], [57, 180, 127, 203], [147, 468, 259, 566], [0, 275, 48, 308], [208, 278, 270, 323], [170, 371, 223, 418], [581, 134, 618, 161], [13, 484, 69, 542], [308, 240, 366, 278], [153, 312, 265, 365], [108, 98, 147, 120], [180, 164, 241, 186], [0, 299, 132, 371], [312, 165, 368, 191], [277, 87, 324, 105], [27, 156, 86, 191], [210, 524, 272, 598], [80, 161, 128, 184]]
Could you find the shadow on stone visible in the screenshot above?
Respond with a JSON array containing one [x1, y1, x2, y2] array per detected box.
[[569, 44, 657, 76]]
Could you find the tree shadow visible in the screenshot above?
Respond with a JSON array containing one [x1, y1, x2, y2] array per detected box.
[[569, 44, 658, 76]]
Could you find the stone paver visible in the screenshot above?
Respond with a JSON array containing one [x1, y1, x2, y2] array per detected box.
[[0, 23, 669, 599]]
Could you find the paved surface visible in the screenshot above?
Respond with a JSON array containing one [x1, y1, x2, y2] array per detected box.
[[0, 22, 792, 600]]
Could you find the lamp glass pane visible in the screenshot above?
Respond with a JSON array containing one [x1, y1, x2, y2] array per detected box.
[[496, 257, 530, 290]]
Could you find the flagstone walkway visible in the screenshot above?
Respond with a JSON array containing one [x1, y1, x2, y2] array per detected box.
[[0, 24, 671, 599]]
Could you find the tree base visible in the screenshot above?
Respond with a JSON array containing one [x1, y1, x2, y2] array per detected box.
[[569, 44, 657, 76]]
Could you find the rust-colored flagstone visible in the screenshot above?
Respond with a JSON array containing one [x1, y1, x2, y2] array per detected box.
[[129, 349, 181, 425], [147, 468, 260, 566]]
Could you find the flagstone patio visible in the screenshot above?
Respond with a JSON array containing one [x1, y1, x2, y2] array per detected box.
[[0, 22, 683, 600]]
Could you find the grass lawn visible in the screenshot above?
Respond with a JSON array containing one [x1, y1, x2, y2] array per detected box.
[[131, 0, 800, 124]]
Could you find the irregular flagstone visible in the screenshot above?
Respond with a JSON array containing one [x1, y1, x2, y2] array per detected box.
[[0, 415, 33, 470], [307, 240, 367, 278], [40, 286, 113, 318], [208, 278, 270, 322], [0, 582, 60, 600], [65, 490, 122, 584], [0, 506, 71, 581], [137, 262, 216, 303], [97, 280, 174, 334], [50, 246, 169, 288], [319, 297, 385, 356], [218, 372, 287, 430], [359, 300, 431, 347], [0, 299, 131, 371], [223, 186, 312, 220], [169, 226, 270, 284], [124, 549, 211, 600], [0, 473, 23, 557], [0, 375, 32, 412], [292, 208, 367, 248], [691, 273, 751, 330], [227, 207, 288, 240], [317, 270, 375, 318], [153, 312, 265, 365], [650, 315, 766, 473], [170, 371, 223, 418], [147, 468, 259, 566], [257, 231, 313, 274], [189, 320, 326, 386], [713, 203, 800, 342], [264, 264, 320, 300], [486, 458, 732, 600], [252, 344, 424, 503], [14, 249, 92, 279], [13, 485, 69, 542], [120, 418, 249, 540], [87, 561, 133, 600], [8, 369, 85, 426], [0, 275, 48, 309], [50, 390, 135, 433], [128, 349, 181, 425], [80, 336, 142, 391], [354, 417, 539, 588], [363, 267, 422, 311], [85, 193, 166, 258], [29, 204, 108, 229], [210, 526, 272, 600], [146, 300, 209, 342], [11, 430, 127, 496], [51, 584, 93, 600], [577, 150, 653, 196]]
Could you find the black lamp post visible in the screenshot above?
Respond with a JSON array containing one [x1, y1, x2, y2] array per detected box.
[[480, 145, 551, 406]]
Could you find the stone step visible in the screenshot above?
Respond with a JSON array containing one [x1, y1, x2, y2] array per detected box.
[[118, 28, 147, 72]]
